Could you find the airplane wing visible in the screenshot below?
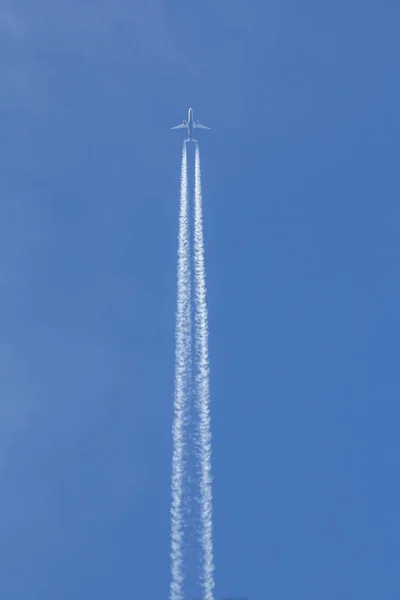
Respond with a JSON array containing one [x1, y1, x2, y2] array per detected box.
[[171, 123, 187, 130], [193, 122, 210, 130]]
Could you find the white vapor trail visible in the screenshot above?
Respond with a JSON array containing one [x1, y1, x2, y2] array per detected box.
[[194, 143, 215, 600], [170, 143, 191, 600]]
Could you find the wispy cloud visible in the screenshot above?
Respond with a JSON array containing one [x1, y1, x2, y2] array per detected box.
[[1, 1, 190, 65], [0, 1, 192, 113], [0, 6, 27, 40]]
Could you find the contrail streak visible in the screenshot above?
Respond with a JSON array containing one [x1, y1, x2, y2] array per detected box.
[[170, 143, 191, 600], [194, 143, 215, 600]]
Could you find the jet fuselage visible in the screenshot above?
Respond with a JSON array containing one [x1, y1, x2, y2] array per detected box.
[[187, 108, 194, 140]]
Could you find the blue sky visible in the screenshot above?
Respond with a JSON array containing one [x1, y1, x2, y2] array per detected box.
[[1, 1, 399, 599]]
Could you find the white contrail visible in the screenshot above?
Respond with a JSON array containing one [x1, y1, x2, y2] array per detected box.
[[194, 143, 215, 600], [170, 143, 191, 600]]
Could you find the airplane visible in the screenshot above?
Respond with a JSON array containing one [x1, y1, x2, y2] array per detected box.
[[171, 107, 210, 143]]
